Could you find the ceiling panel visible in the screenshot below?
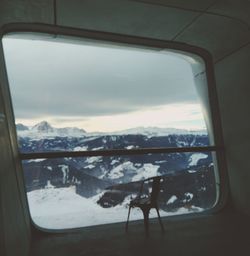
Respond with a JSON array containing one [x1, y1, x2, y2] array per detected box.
[[131, 0, 216, 11], [57, 0, 198, 40], [175, 13, 250, 62], [208, 0, 250, 27], [0, 0, 54, 26]]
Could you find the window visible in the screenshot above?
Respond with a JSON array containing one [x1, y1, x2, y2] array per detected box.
[[2, 32, 220, 230]]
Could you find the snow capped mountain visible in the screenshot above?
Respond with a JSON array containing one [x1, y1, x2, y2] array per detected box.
[[109, 127, 207, 137], [16, 123, 29, 131], [16, 121, 207, 139], [17, 121, 86, 138], [56, 127, 86, 136], [32, 121, 54, 133]]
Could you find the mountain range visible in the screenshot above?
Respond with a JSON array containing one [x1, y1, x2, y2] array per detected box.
[[16, 121, 86, 138], [16, 121, 207, 138], [17, 121, 216, 212]]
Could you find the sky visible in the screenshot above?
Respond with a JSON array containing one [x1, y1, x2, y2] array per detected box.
[[2, 35, 206, 132]]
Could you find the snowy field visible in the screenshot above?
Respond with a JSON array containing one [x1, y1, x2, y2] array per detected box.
[[27, 186, 203, 229]]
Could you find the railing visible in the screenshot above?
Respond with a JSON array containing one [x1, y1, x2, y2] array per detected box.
[[20, 145, 220, 229], [20, 146, 218, 160]]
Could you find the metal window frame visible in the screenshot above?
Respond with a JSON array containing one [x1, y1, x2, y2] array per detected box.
[[0, 23, 229, 233]]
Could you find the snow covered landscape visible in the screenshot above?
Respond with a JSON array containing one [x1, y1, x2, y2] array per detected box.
[[17, 121, 216, 230], [28, 186, 203, 229]]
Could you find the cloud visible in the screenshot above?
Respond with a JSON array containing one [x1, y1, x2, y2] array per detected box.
[[15, 103, 205, 132], [79, 103, 205, 132], [3, 36, 199, 121]]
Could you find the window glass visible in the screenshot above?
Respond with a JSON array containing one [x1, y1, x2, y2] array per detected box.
[[23, 153, 215, 229], [2, 33, 218, 229]]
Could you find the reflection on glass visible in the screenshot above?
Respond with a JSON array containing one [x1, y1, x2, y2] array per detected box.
[[2, 34, 216, 230], [23, 152, 216, 229]]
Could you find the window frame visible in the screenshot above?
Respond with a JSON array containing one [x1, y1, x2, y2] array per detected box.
[[0, 23, 229, 233]]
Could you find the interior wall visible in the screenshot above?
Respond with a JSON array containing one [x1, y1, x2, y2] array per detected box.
[[214, 44, 250, 215], [0, 1, 54, 255], [29, 211, 250, 256], [0, 61, 30, 256], [0, 1, 250, 255]]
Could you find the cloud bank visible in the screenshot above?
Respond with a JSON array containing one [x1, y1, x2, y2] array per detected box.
[[3, 35, 204, 131]]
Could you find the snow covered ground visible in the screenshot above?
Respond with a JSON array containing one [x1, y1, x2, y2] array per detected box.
[[188, 153, 208, 166], [27, 186, 203, 230]]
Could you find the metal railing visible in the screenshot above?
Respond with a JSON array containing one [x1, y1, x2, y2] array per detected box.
[[20, 146, 218, 160]]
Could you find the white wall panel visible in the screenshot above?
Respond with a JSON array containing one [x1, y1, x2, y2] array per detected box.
[[214, 44, 250, 214]]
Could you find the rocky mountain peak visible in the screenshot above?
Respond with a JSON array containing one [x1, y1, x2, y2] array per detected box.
[[32, 121, 54, 133], [16, 123, 29, 131]]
